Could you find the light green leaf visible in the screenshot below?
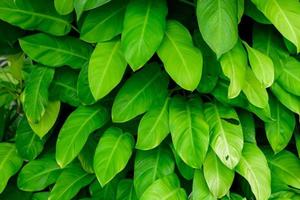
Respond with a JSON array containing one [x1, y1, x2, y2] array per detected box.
[[267, 150, 300, 190], [48, 163, 94, 200], [196, 0, 238, 57], [271, 82, 300, 115], [19, 33, 93, 69], [269, 190, 300, 200], [238, 111, 256, 144], [169, 96, 209, 168], [0, 0, 72, 36], [79, 0, 126, 43], [157, 20, 203, 91], [77, 65, 96, 105], [237, 0, 244, 23], [192, 170, 216, 200], [122, 0, 167, 70], [265, 96, 295, 153], [16, 118, 44, 160], [117, 179, 138, 200], [73, 0, 88, 20], [136, 97, 170, 150], [28, 101, 60, 138], [89, 39, 127, 100], [220, 41, 247, 98], [251, 0, 300, 52], [171, 145, 194, 181], [204, 102, 243, 169], [243, 41, 274, 88], [140, 174, 187, 200], [244, 0, 271, 24], [94, 127, 134, 187], [134, 145, 175, 198], [242, 67, 269, 108], [236, 143, 271, 200], [203, 149, 234, 198], [0, 143, 23, 193], [54, 0, 74, 15], [23, 65, 54, 123], [17, 154, 61, 191], [112, 63, 168, 123], [56, 105, 109, 167], [78, 135, 97, 173]]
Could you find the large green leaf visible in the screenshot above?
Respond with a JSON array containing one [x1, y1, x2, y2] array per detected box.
[[16, 118, 44, 160], [28, 101, 60, 138], [136, 97, 170, 150], [116, 179, 138, 200], [19, 33, 93, 69], [54, 0, 74, 15], [0, 143, 23, 193], [169, 96, 209, 168], [56, 105, 109, 167], [23, 65, 54, 123], [251, 0, 300, 52], [48, 163, 94, 200], [157, 20, 203, 91], [192, 170, 216, 200], [236, 143, 271, 200], [79, 0, 126, 43], [112, 63, 168, 123], [134, 145, 175, 197], [267, 150, 300, 190], [204, 102, 243, 169], [220, 41, 247, 98], [196, 0, 238, 57], [88, 39, 127, 100], [265, 96, 295, 153], [0, 0, 72, 36], [122, 0, 167, 70], [243, 41, 274, 88], [17, 154, 61, 191], [140, 174, 187, 200], [94, 127, 134, 187], [203, 149, 234, 198], [77, 65, 96, 105]]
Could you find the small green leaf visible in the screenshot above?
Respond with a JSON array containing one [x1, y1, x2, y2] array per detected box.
[[157, 20, 203, 91], [94, 127, 134, 187]]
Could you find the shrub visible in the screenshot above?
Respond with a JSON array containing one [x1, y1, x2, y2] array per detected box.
[[0, 0, 300, 199]]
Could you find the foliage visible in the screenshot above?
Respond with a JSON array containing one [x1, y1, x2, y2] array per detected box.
[[0, 0, 300, 199]]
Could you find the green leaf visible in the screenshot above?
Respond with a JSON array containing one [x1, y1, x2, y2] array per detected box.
[[243, 41, 274, 88], [192, 170, 216, 200], [265, 96, 295, 153], [220, 41, 247, 98], [77, 65, 96, 105], [244, 0, 271, 24], [242, 67, 269, 108], [296, 131, 300, 158], [28, 101, 60, 138], [17, 154, 61, 191], [238, 111, 256, 144], [56, 105, 109, 167], [48, 163, 94, 200], [23, 65, 54, 123], [0, 143, 23, 193], [16, 118, 44, 160], [157, 20, 203, 91], [54, 0, 74, 15], [271, 82, 300, 115], [171, 145, 194, 181], [169, 96, 209, 168], [267, 150, 300, 190], [32, 192, 49, 200], [122, 0, 167, 70], [0, 0, 72, 36], [136, 97, 170, 150], [112, 63, 168, 123], [88, 39, 127, 100], [79, 0, 126, 43], [117, 179, 138, 200], [19, 33, 93, 69], [78, 135, 97, 173], [251, 0, 300, 52], [134, 145, 175, 197], [203, 149, 234, 198], [73, 0, 88, 20], [236, 143, 271, 200], [94, 127, 134, 187], [196, 0, 238, 57], [269, 190, 300, 200], [140, 174, 187, 200], [204, 102, 244, 169], [89, 176, 121, 199], [84, 0, 111, 10]]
